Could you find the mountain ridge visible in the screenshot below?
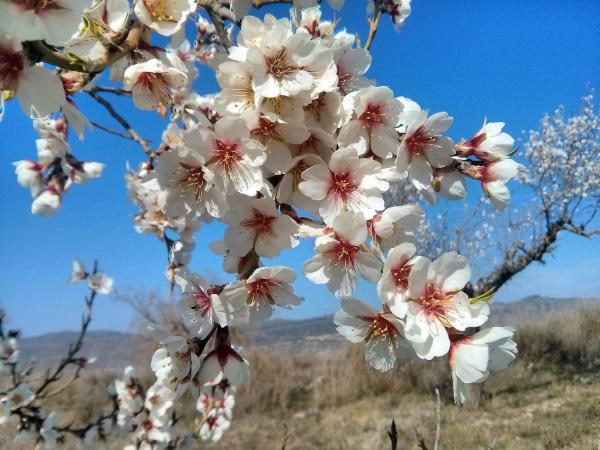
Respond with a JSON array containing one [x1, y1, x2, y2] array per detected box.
[[18, 296, 599, 370]]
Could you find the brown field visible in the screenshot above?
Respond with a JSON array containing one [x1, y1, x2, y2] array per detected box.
[[3, 303, 600, 449]]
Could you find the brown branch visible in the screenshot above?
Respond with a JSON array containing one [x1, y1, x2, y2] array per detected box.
[[433, 388, 441, 450], [469, 218, 566, 297], [388, 420, 398, 450], [564, 218, 599, 237], [252, 0, 294, 8], [90, 120, 135, 140], [88, 86, 131, 96], [364, 9, 382, 51], [203, 4, 233, 48], [27, 20, 144, 74], [87, 91, 154, 156]]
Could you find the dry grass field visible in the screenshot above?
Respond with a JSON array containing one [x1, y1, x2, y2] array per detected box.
[[2, 303, 600, 449]]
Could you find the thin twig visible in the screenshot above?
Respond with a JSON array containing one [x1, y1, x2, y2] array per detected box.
[[88, 86, 131, 96], [34, 264, 99, 397], [90, 120, 134, 140], [364, 9, 382, 51], [434, 388, 441, 450], [388, 420, 398, 450], [205, 6, 232, 48], [253, 0, 294, 8], [87, 91, 154, 156]]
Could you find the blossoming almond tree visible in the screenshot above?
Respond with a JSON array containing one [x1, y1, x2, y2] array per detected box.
[[0, 0, 530, 446]]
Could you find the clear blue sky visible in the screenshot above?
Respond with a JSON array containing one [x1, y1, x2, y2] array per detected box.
[[1, 0, 599, 336]]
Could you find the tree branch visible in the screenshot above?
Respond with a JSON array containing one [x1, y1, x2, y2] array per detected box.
[[87, 91, 154, 156], [90, 120, 135, 141], [88, 86, 131, 96], [34, 263, 99, 397], [364, 9, 382, 51], [252, 0, 294, 8], [27, 20, 144, 74], [469, 218, 566, 297]]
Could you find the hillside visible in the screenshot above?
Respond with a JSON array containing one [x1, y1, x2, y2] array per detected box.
[[18, 296, 599, 370]]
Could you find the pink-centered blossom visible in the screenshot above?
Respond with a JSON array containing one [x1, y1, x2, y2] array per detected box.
[[303, 211, 382, 297], [299, 146, 387, 226]]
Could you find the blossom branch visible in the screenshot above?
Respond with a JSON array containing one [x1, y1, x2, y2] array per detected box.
[[87, 91, 155, 156], [34, 261, 99, 398], [27, 19, 144, 74]]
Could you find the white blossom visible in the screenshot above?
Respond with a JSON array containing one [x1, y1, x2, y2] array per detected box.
[[303, 211, 382, 297], [135, 0, 196, 36], [222, 266, 303, 327], [334, 297, 409, 372], [123, 59, 188, 111], [0, 0, 92, 46], [404, 252, 490, 359], [450, 327, 517, 404], [222, 196, 299, 258], [299, 147, 387, 226]]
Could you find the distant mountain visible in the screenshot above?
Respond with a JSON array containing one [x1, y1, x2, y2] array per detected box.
[[19, 331, 147, 372], [18, 296, 599, 369]]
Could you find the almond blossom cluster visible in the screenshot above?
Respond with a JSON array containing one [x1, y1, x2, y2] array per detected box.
[[2, 0, 525, 445], [333, 244, 517, 402], [13, 117, 103, 217]]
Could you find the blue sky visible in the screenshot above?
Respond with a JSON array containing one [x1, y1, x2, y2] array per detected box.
[[1, 0, 599, 336]]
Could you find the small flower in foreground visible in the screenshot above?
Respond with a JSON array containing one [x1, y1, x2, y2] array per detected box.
[[396, 109, 455, 190], [182, 117, 267, 197], [31, 188, 61, 218], [377, 242, 425, 318], [481, 159, 522, 210], [339, 86, 403, 158], [176, 271, 235, 338], [455, 122, 515, 161], [222, 266, 303, 327], [135, 0, 196, 36], [151, 336, 200, 393], [404, 252, 490, 360], [199, 410, 231, 442], [88, 272, 113, 294], [299, 146, 387, 226], [303, 211, 382, 297], [69, 259, 88, 284], [334, 297, 409, 372], [198, 344, 250, 386], [450, 327, 517, 404], [123, 59, 188, 111], [13, 160, 43, 197], [144, 382, 175, 426], [222, 196, 299, 258]]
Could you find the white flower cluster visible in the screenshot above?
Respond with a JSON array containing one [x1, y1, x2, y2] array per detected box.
[[1, 0, 526, 445], [333, 243, 517, 402], [13, 118, 103, 217], [521, 93, 599, 215], [197, 381, 236, 442], [70, 259, 113, 294]]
